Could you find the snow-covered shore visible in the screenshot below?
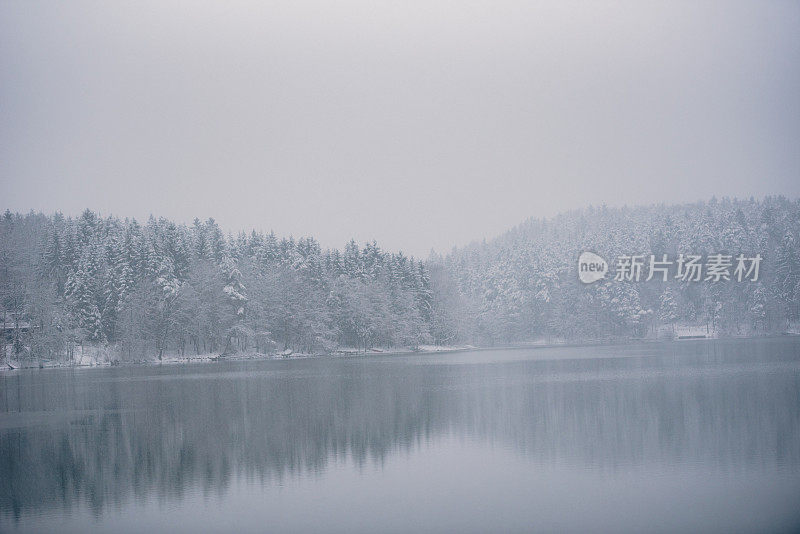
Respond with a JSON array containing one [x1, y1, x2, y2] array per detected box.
[[0, 344, 479, 371], [4, 333, 798, 372]]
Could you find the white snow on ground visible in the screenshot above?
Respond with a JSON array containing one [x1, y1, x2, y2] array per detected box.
[[673, 325, 716, 338], [417, 345, 475, 352], [785, 323, 800, 335], [158, 353, 220, 364], [333, 345, 474, 355]]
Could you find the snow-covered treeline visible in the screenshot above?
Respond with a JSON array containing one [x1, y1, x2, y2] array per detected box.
[[0, 211, 438, 361], [442, 196, 800, 343], [1, 196, 799, 363]]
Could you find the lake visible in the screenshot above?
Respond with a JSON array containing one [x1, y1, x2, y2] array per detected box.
[[1, 338, 799, 533]]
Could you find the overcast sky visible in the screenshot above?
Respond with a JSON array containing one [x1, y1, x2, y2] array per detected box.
[[1, 1, 798, 257]]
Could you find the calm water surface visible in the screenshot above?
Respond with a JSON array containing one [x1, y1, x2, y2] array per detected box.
[[1, 338, 799, 533]]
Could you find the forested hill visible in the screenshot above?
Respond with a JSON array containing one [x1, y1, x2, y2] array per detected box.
[[1, 197, 799, 363], [441, 196, 800, 344], [0, 211, 436, 360]]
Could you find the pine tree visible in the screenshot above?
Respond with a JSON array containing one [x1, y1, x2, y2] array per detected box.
[[659, 286, 679, 334], [65, 252, 104, 343]]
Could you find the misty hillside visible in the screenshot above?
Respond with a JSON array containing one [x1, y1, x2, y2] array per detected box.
[[442, 196, 800, 343], [1, 196, 799, 363]]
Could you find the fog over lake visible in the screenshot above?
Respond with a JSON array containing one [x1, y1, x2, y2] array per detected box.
[[2, 338, 799, 533]]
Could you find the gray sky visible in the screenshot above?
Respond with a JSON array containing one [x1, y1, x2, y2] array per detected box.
[[1, 1, 798, 257]]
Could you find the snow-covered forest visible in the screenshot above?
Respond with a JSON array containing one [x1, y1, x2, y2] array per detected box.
[[0, 211, 440, 361], [444, 196, 800, 343], [1, 196, 799, 363]]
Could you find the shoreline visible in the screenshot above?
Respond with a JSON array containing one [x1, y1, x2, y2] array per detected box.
[[2, 334, 797, 373], [0, 345, 479, 371]]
